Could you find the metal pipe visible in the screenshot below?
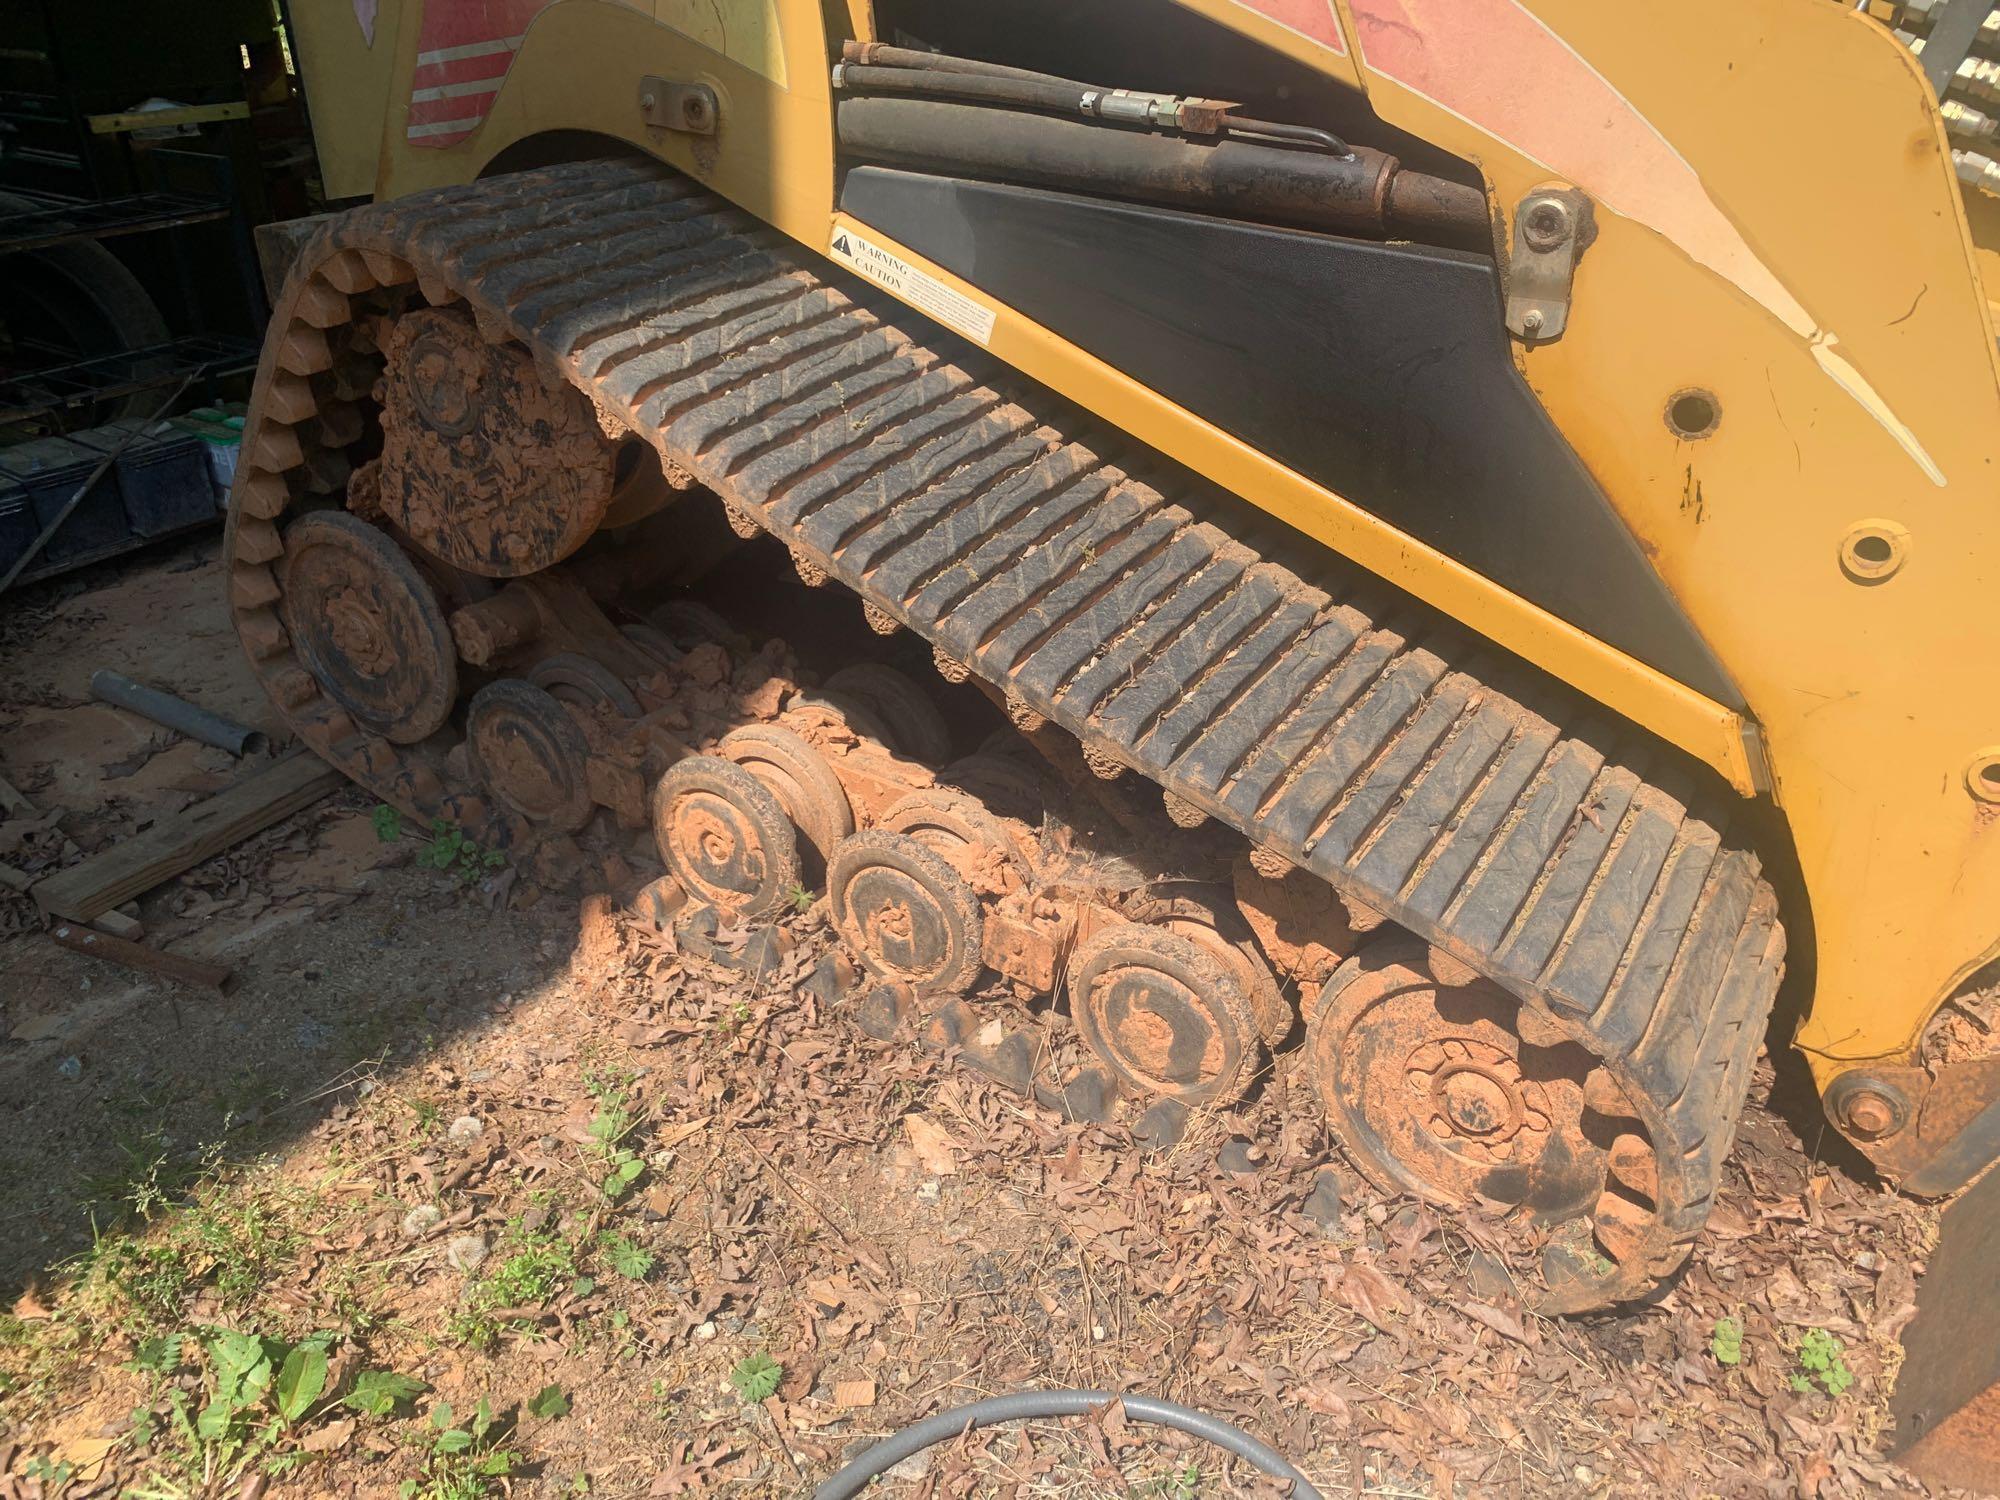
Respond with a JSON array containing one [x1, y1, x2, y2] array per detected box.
[[837, 96, 1488, 246], [840, 39, 1094, 93], [89, 670, 269, 756]]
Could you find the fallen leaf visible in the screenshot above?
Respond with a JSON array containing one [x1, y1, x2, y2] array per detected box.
[[904, 1115, 959, 1176], [298, 1417, 355, 1453], [832, 1379, 876, 1409]]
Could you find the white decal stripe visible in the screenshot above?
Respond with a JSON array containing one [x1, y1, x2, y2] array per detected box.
[[410, 76, 506, 105], [406, 116, 485, 138], [415, 34, 525, 67]]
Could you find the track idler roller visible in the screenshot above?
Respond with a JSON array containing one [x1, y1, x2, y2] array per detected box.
[[1066, 923, 1261, 1106], [1128, 887, 1291, 1047], [652, 755, 802, 918], [528, 651, 643, 718], [465, 678, 595, 834], [827, 829, 984, 996], [276, 511, 458, 744], [822, 663, 953, 764], [372, 307, 617, 576], [717, 723, 855, 869], [876, 786, 1035, 889], [1305, 939, 1653, 1310]]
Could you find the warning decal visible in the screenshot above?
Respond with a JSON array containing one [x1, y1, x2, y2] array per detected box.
[[829, 227, 997, 346]]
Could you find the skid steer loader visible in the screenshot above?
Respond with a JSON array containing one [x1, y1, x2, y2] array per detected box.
[[243, 0, 2000, 1316]]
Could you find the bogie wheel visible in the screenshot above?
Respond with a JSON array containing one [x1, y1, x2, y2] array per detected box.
[[528, 651, 642, 718], [939, 752, 1046, 826], [717, 723, 854, 869], [1128, 886, 1291, 1046], [827, 829, 984, 995], [652, 755, 801, 918], [465, 679, 594, 833], [823, 664, 953, 764], [790, 689, 897, 750], [1306, 939, 1653, 1311], [277, 510, 458, 744], [1067, 922, 1262, 1106], [876, 786, 1034, 887], [648, 599, 748, 656]]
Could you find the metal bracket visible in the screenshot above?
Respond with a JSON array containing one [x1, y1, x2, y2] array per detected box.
[[639, 78, 718, 136], [1504, 187, 1593, 343]]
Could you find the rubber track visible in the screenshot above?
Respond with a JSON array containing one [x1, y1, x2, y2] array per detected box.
[[242, 161, 1785, 1276]]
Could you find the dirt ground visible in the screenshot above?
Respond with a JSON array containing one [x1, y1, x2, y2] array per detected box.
[[0, 535, 1979, 1499]]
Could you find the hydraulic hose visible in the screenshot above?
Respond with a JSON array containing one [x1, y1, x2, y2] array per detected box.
[[836, 62, 1093, 118], [836, 95, 1492, 248], [811, 1389, 1326, 1499]]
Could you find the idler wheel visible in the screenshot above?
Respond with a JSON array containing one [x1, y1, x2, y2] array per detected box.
[[528, 650, 642, 718], [1305, 939, 1614, 1224], [465, 678, 593, 833], [647, 599, 748, 656], [1066, 923, 1261, 1106], [620, 623, 681, 669], [877, 786, 1033, 886], [790, 688, 897, 749], [718, 723, 854, 869], [824, 663, 952, 764], [827, 829, 984, 995], [939, 753, 1046, 826], [1128, 886, 1290, 1045], [652, 756, 801, 918], [374, 307, 616, 576], [277, 510, 458, 743]]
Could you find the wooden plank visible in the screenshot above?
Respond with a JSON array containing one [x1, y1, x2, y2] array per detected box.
[[50, 923, 233, 994], [30, 752, 345, 922], [1, 774, 145, 938]]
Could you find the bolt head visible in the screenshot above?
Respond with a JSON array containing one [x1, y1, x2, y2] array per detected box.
[[1521, 195, 1574, 252], [640, 91, 657, 110], [1839, 1086, 1901, 1140], [1521, 308, 1546, 335]]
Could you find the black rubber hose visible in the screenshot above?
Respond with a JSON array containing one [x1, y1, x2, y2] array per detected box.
[[837, 62, 1091, 118], [811, 1389, 1325, 1499]]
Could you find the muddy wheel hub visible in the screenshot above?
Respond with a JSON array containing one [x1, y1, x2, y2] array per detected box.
[[1308, 943, 1609, 1225], [278, 510, 458, 744], [1419, 1041, 1545, 1150], [406, 326, 482, 435], [1067, 923, 1259, 1105], [652, 756, 800, 918], [374, 308, 617, 577], [465, 678, 593, 833], [828, 830, 983, 995]]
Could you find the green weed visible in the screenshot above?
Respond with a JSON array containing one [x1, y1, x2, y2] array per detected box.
[[1709, 1315, 1743, 1367], [401, 1398, 519, 1500], [728, 1352, 781, 1404], [580, 1073, 645, 1201], [421, 819, 506, 886], [1791, 1327, 1853, 1397], [452, 1223, 578, 1347], [599, 1232, 654, 1281]]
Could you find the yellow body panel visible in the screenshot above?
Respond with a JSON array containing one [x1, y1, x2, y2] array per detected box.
[[304, 0, 2000, 1089]]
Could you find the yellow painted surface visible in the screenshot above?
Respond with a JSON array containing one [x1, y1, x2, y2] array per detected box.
[[289, 0, 405, 199], [324, 0, 1999, 1084]]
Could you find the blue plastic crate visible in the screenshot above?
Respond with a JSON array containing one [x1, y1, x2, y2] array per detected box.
[[0, 478, 35, 578], [0, 434, 129, 565], [74, 418, 218, 538]]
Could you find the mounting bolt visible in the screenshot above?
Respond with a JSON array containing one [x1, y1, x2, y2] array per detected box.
[[1521, 308, 1546, 336], [1827, 1074, 1909, 1141], [1521, 194, 1574, 251]]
